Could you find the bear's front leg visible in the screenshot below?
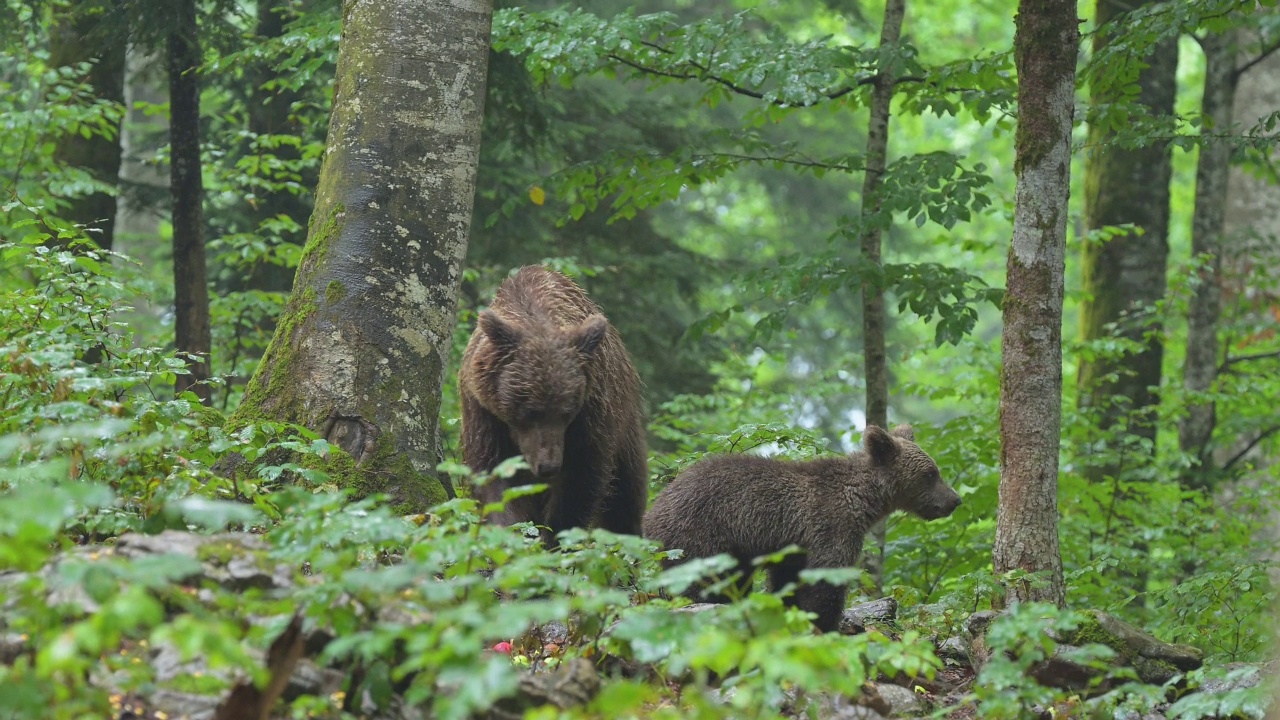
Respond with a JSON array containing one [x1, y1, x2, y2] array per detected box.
[[596, 433, 648, 536], [541, 453, 608, 546], [791, 581, 848, 633]]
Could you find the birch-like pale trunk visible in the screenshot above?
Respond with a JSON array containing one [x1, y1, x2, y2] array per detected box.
[[858, 0, 905, 594], [1077, 0, 1178, 471], [992, 0, 1077, 608], [1179, 29, 1239, 488], [231, 0, 495, 508]]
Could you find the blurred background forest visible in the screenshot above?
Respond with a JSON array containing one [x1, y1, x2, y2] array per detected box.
[[2, 0, 1280, 716]]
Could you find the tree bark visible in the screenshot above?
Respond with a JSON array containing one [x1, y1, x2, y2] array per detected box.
[[230, 0, 495, 508], [49, 3, 125, 251], [857, 0, 905, 594], [992, 0, 1077, 608], [1178, 29, 1239, 489], [243, 0, 309, 293], [1077, 0, 1178, 477], [168, 0, 212, 404]]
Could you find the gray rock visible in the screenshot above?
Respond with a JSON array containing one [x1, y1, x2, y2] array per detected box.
[[964, 610, 999, 638], [115, 530, 219, 561], [0, 633, 24, 664], [809, 696, 889, 720], [839, 597, 898, 634], [781, 686, 890, 720], [1198, 661, 1272, 693], [537, 620, 570, 646], [284, 659, 346, 701], [148, 689, 220, 720], [483, 658, 600, 720], [936, 635, 969, 665], [873, 682, 925, 716]]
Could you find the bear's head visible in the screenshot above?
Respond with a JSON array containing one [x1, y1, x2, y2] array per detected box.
[[863, 424, 961, 520], [476, 310, 609, 477]]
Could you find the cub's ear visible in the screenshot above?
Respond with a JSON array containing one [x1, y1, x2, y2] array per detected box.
[[890, 424, 915, 442], [863, 425, 898, 464], [478, 310, 522, 352], [571, 314, 609, 356]]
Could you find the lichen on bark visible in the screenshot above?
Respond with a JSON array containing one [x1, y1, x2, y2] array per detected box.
[[992, 0, 1078, 608], [228, 0, 495, 510]]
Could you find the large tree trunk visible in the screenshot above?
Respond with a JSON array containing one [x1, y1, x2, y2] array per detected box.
[[992, 0, 1077, 609], [857, 0, 905, 595], [229, 0, 495, 508], [1077, 0, 1178, 476], [168, 0, 212, 404], [1178, 29, 1239, 489], [49, 3, 125, 251]]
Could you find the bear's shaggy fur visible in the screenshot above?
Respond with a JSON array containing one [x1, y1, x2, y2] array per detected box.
[[459, 266, 647, 543], [643, 424, 960, 631]]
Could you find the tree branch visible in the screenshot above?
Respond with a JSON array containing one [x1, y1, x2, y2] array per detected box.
[[1222, 424, 1280, 472], [1220, 349, 1280, 371], [607, 41, 976, 107], [1234, 37, 1280, 81]]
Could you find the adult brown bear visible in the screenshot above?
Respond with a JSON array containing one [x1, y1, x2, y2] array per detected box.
[[458, 266, 647, 544], [644, 424, 960, 631]]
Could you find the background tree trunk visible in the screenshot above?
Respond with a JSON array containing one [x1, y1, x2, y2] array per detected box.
[[1077, 0, 1178, 476], [169, 0, 212, 404], [244, 0, 309, 293], [992, 0, 1077, 608], [49, 3, 125, 251], [229, 0, 495, 508], [857, 0, 905, 595], [1178, 28, 1239, 489]]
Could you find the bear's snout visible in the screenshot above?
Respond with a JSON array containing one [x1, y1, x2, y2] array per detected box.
[[920, 483, 962, 520], [512, 426, 567, 477]]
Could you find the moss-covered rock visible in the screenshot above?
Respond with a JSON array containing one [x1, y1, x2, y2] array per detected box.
[[1063, 610, 1203, 685]]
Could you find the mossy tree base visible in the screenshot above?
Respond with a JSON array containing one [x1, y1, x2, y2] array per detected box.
[[227, 0, 496, 511]]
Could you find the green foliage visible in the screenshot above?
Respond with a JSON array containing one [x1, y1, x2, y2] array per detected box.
[[1166, 667, 1271, 720], [2, 0, 1278, 716], [969, 603, 1117, 718]]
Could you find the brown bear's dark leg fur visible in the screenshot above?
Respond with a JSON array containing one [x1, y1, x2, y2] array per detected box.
[[596, 430, 647, 536], [769, 551, 849, 633], [687, 554, 755, 604], [791, 582, 847, 632], [541, 435, 608, 545]]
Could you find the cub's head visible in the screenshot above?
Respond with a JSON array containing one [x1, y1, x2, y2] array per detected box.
[[863, 424, 961, 520], [475, 310, 609, 477]]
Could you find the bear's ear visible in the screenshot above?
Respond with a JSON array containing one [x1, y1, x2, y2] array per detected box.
[[571, 315, 609, 357], [890, 424, 915, 442], [478, 310, 522, 353], [863, 425, 898, 464]]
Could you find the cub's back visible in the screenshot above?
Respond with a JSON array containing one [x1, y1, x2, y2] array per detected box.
[[644, 454, 843, 560]]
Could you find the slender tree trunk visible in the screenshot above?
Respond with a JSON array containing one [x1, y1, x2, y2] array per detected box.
[[168, 0, 212, 404], [49, 4, 125, 251], [1179, 29, 1239, 489], [1077, 0, 1178, 476], [229, 0, 495, 508], [244, 0, 309, 293], [858, 0, 905, 594], [992, 0, 1077, 609]]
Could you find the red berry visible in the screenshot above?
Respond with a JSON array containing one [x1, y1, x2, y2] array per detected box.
[[492, 641, 513, 654]]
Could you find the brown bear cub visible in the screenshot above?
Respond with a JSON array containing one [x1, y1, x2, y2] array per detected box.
[[459, 266, 648, 544], [643, 424, 960, 632]]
